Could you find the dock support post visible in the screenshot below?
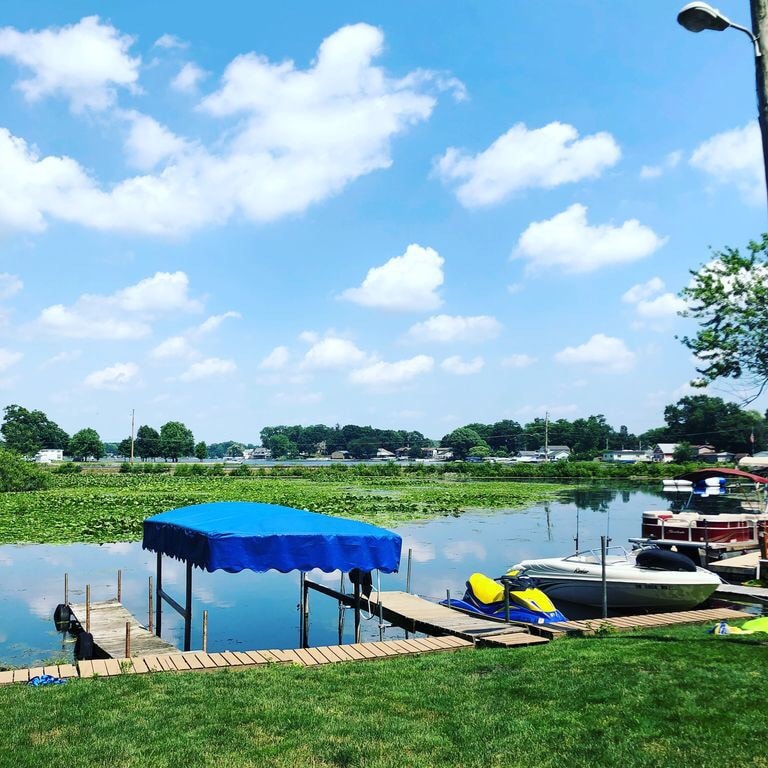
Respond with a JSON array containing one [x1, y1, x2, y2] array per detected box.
[[117, 569, 122, 602], [155, 553, 162, 638], [299, 572, 309, 649], [377, 570, 384, 641], [353, 579, 361, 643], [148, 576, 153, 632], [64, 573, 68, 605], [601, 535, 608, 619], [183, 560, 192, 652], [125, 622, 131, 658], [337, 573, 346, 644], [86, 584, 91, 633], [202, 610, 208, 652], [406, 548, 413, 593]]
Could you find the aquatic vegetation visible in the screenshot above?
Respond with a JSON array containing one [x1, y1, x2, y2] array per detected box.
[[0, 473, 567, 545]]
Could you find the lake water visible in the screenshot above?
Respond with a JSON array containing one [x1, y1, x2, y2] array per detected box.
[[0, 484, 747, 668]]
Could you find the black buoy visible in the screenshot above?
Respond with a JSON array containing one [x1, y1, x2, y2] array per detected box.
[[74, 632, 94, 661], [53, 603, 72, 632]]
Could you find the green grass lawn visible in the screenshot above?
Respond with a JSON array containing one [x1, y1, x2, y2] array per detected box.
[[1, 626, 766, 768]]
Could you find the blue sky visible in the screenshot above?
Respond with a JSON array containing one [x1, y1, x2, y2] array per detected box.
[[0, 1, 764, 443]]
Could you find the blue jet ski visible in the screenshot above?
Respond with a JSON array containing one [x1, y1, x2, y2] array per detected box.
[[440, 571, 567, 625]]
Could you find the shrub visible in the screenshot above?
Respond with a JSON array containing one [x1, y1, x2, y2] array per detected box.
[[52, 462, 82, 475], [0, 448, 50, 492]]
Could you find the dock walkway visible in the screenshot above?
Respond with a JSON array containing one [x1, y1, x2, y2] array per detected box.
[[550, 607, 751, 634]]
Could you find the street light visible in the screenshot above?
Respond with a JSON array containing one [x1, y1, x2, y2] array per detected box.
[[677, 1, 768, 211]]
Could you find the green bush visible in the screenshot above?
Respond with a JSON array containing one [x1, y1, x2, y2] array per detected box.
[[0, 448, 50, 492], [230, 463, 252, 476], [52, 462, 82, 474]]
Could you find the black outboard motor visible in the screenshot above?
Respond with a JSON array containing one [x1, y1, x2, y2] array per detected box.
[[636, 547, 697, 572]]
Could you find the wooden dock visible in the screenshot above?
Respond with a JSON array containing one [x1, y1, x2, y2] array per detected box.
[[715, 583, 768, 603], [69, 599, 178, 658], [709, 551, 761, 580]]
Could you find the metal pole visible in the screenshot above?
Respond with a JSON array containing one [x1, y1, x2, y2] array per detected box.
[[148, 576, 153, 633], [117, 569, 122, 602], [504, 582, 510, 623], [202, 610, 208, 653], [64, 573, 68, 605], [184, 560, 192, 652], [155, 552, 162, 637], [750, 0, 768, 209], [353, 579, 361, 643], [300, 572, 309, 649], [338, 573, 345, 645], [406, 548, 413, 594], [377, 570, 384, 641], [446, 588, 451, 606], [86, 584, 91, 633], [130, 408, 135, 463], [601, 535, 608, 619], [125, 622, 131, 658]]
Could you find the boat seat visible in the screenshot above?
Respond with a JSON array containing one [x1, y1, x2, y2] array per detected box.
[[466, 573, 504, 605]]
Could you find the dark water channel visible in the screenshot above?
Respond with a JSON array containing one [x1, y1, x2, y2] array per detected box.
[[0, 485, 745, 668]]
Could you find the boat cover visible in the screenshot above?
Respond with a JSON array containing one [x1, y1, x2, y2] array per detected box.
[[676, 467, 768, 484], [142, 501, 402, 574]]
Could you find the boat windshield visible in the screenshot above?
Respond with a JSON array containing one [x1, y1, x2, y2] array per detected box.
[[563, 546, 629, 565]]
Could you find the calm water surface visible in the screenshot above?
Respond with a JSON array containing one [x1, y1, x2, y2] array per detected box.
[[0, 485, 729, 667]]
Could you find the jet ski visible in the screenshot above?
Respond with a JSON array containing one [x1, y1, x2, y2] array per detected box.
[[440, 571, 567, 625]]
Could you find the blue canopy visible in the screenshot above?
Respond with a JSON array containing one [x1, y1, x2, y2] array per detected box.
[[142, 501, 402, 574]]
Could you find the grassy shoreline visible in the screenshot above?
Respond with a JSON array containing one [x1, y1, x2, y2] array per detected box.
[[0, 474, 570, 545], [1, 625, 765, 768]]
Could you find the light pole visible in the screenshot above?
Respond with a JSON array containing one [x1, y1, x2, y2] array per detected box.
[[677, 1, 768, 210]]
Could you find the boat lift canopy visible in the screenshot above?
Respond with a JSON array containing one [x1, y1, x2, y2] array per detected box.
[[676, 468, 768, 485], [142, 501, 402, 650]]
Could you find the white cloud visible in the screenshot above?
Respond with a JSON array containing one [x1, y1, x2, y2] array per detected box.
[[405, 314, 502, 344], [42, 350, 81, 367], [622, 277, 686, 325], [501, 353, 536, 369], [554, 333, 636, 373], [36, 271, 201, 340], [0, 274, 22, 300], [302, 336, 367, 370], [514, 204, 666, 274], [259, 346, 290, 370], [299, 330, 320, 344], [350, 355, 434, 387], [340, 244, 444, 311], [122, 112, 188, 171], [436, 122, 620, 207], [0, 349, 22, 372], [196, 311, 241, 334], [154, 34, 187, 50], [0, 16, 139, 112], [180, 357, 236, 381], [441, 355, 484, 375], [150, 336, 196, 360], [171, 62, 206, 92], [690, 122, 763, 204], [640, 150, 682, 180], [84, 362, 139, 390], [622, 277, 665, 304]]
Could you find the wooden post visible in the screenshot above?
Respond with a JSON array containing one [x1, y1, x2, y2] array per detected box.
[[183, 560, 192, 652], [353, 579, 361, 644], [600, 536, 608, 619], [117, 569, 122, 602], [406, 548, 413, 593], [148, 576, 153, 633], [202, 610, 208, 653], [125, 622, 131, 657], [155, 552, 162, 637], [86, 584, 91, 633], [64, 573, 68, 605]]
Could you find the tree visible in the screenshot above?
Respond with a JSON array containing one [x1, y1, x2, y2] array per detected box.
[[0, 447, 49, 491], [468, 445, 491, 458], [117, 438, 133, 458], [441, 427, 488, 460], [68, 428, 104, 461], [267, 433, 297, 459], [194, 441, 207, 461], [672, 442, 693, 464], [159, 421, 195, 461], [680, 234, 768, 401], [1, 405, 69, 456], [135, 425, 161, 461]]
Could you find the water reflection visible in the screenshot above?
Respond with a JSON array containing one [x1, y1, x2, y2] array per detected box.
[[0, 486, 697, 667]]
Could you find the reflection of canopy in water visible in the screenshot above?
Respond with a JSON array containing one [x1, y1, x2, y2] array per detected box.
[[142, 501, 402, 650]]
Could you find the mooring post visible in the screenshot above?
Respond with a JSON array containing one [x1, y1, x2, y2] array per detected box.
[[148, 576, 153, 632], [155, 552, 162, 638], [183, 560, 192, 652], [86, 584, 91, 633], [601, 535, 608, 619], [125, 621, 131, 658], [377, 570, 384, 642], [353, 579, 361, 643], [202, 610, 208, 653], [406, 548, 413, 594], [117, 569, 122, 602], [338, 573, 346, 645], [299, 572, 309, 649], [64, 573, 68, 605]]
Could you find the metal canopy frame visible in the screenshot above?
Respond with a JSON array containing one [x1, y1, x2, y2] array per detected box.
[[154, 552, 193, 651]]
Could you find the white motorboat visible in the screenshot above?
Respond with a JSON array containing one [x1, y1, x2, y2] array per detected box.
[[511, 546, 721, 610]]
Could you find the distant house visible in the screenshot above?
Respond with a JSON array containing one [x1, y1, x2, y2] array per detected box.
[[330, 450, 352, 460], [536, 446, 571, 461], [602, 449, 652, 464], [515, 451, 541, 463], [395, 447, 411, 459], [375, 448, 396, 460], [702, 451, 735, 464], [34, 449, 64, 463], [421, 447, 453, 461], [248, 447, 272, 460], [652, 443, 679, 463], [692, 444, 717, 459]]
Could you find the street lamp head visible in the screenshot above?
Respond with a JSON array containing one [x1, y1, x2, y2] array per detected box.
[[677, 3, 732, 33]]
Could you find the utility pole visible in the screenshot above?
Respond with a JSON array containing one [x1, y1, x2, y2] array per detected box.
[[750, 0, 768, 209], [544, 411, 549, 463], [130, 408, 135, 464]]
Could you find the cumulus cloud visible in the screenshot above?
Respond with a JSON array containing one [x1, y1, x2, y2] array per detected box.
[[36, 271, 201, 339], [634, 293, 687, 319], [350, 355, 434, 387], [150, 336, 196, 360], [554, 333, 636, 373], [690, 121, 763, 204], [0, 16, 140, 112], [621, 277, 665, 304], [436, 122, 620, 207], [640, 150, 682, 180], [171, 62, 206, 92], [441, 355, 484, 375], [622, 277, 686, 326], [195, 311, 241, 334], [0, 274, 22, 300], [84, 361, 139, 389], [154, 34, 187, 50], [259, 346, 290, 370], [122, 112, 189, 171], [514, 204, 666, 274], [0, 349, 22, 371], [180, 357, 236, 381], [501, 353, 536, 369], [0, 24, 461, 238], [302, 336, 368, 370], [340, 244, 444, 311], [405, 314, 502, 344]]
